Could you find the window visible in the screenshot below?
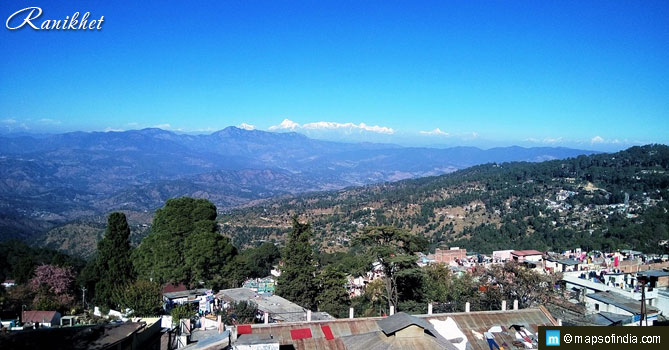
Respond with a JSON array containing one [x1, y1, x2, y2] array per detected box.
[[595, 304, 600, 311]]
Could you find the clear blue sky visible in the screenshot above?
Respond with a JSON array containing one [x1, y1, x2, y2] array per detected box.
[[1, 0, 667, 150]]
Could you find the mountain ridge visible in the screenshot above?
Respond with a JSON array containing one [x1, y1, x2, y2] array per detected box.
[[0, 127, 598, 250]]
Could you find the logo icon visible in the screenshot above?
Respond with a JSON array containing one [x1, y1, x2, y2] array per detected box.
[[546, 330, 560, 346]]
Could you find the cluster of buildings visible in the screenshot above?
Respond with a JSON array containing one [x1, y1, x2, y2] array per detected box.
[[3, 242, 668, 349], [345, 244, 669, 331]]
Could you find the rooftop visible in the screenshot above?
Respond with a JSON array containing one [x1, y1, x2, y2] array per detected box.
[[0, 322, 146, 350], [511, 250, 543, 256], [377, 312, 434, 335], [585, 312, 634, 326], [638, 269, 669, 278], [218, 288, 334, 322], [586, 291, 660, 315], [557, 258, 580, 265], [21, 311, 60, 323], [163, 288, 208, 300], [242, 307, 557, 350]]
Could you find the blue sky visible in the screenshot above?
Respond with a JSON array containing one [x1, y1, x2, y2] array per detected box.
[[1, 0, 668, 150]]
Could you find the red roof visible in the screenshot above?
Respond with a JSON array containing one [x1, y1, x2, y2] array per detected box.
[[162, 283, 188, 294], [511, 250, 543, 256], [22, 311, 60, 323]]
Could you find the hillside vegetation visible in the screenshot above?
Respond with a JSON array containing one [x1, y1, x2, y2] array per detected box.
[[221, 145, 669, 254], [1, 127, 592, 242]]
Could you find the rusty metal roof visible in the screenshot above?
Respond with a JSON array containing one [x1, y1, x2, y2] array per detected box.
[[424, 308, 556, 350], [245, 307, 557, 350]]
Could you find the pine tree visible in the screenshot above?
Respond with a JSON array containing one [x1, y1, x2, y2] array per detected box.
[[276, 217, 319, 310], [317, 266, 350, 317], [95, 212, 135, 308]]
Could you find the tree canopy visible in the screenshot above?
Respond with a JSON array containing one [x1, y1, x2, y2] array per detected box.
[[317, 266, 350, 318], [356, 226, 426, 311], [276, 217, 319, 310], [133, 197, 237, 286], [93, 212, 135, 309], [114, 280, 163, 317]]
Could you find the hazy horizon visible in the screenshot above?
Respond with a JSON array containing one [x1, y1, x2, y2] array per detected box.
[[2, 1, 668, 153], [0, 122, 655, 152]]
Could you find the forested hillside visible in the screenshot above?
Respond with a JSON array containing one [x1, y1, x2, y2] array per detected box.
[[221, 145, 669, 254], [1, 127, 592, 243]]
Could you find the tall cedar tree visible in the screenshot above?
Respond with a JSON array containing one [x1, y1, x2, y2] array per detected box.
[[316, 266, 350, 317], [94, 212, 135, 308], [276, 218, 319, 310], [133, 197, 236, 286]]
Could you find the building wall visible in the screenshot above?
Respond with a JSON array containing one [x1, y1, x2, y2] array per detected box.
[[434, 248, 466, 264], [618, 261, 669, 274], [396, 325, 424, 338], [525, 255, 543, 263], [585, 299, 632, 316], [512, 254, 542, 263], [492, 250, 513, 262], [559, 263, 578, 272], [545, 260, 558, 271]]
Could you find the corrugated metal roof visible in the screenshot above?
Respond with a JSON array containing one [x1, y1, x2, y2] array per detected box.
[[586, 291, 659, 315], [425, 309, 552, 350], [377, 312, 432, 335], [246, 308, 556, 350], [342, 331, 456, 350]]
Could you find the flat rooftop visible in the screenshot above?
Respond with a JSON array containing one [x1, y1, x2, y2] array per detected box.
[[217, 288, 333, 322]]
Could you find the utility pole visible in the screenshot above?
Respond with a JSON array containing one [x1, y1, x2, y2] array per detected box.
[[637, 275, 648, 326], [81, 286, 87, 310]]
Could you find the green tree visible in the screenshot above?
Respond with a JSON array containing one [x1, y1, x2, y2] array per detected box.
[[223, 242, 281, 288], [220, 301, 258, 324], [355, 278, 387, 316], [185, 231, 237, 286], [170, 303, 196, 321], [94, 212, 135, 309], [133, 197, 229, 285], [276, 218, 319, 310], [475, 262, 558, 309], [316, 266, 350, 318], [114, 280, 162, 316], [244, 242, 281, 278], [423, 264, 453, 303], [356, 226, 425, 311]]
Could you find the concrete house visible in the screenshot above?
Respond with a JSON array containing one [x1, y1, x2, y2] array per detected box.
[[510, 250, 543, 263]]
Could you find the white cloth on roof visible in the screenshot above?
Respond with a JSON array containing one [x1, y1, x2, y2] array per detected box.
[[471, 330, 484, 340], [484, 331, 494, 339], [515, 332, 533, 348], [430, 317, 469, 350], [488, 326, 502, 333]]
